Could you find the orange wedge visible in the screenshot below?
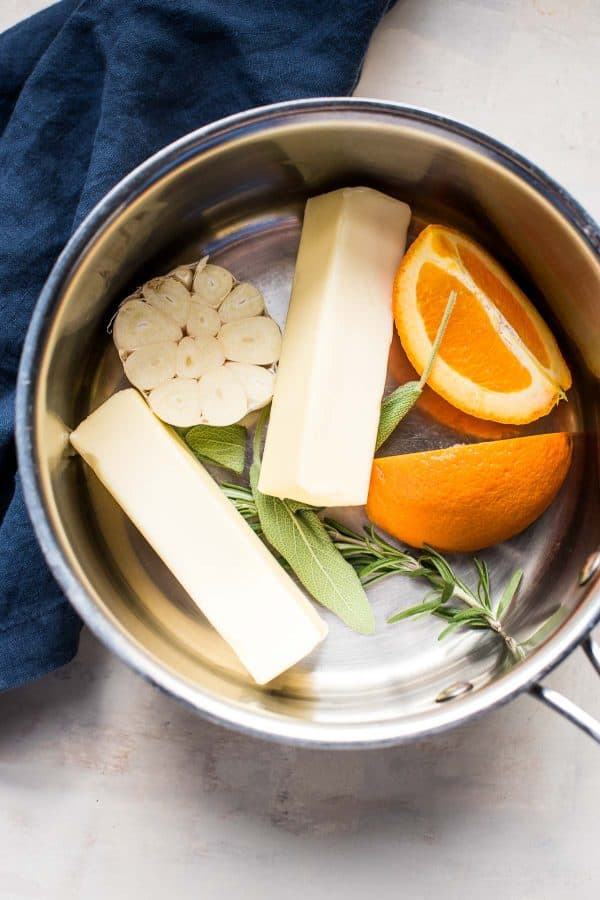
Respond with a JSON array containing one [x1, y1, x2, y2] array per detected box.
[[387, 332, 520, 441], [393, 225, 572, 424], [367, 433, 572, 552]]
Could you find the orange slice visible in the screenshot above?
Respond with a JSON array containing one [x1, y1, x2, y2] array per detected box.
[[367, 433, 572, 552], [393, 225, 572, 424], [387, 332, 520, 441]]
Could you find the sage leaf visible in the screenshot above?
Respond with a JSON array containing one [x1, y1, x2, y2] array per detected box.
[[376, 289, 456, 449], [249, 410, 375, 634], [185, 423, 246, 474], [377, 382, 422, 449]]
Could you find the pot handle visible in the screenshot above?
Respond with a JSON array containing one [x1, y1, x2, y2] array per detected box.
[[529, 635, 600, 744]]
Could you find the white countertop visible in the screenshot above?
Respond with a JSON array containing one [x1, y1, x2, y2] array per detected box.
[[1, 2, 599, 898]]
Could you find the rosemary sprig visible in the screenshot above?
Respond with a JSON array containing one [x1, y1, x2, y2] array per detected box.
[[326, 519, 525, 660], [221, 482, 526, 660]]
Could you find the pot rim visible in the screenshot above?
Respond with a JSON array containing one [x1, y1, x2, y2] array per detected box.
[[15, 98, 600, 748]]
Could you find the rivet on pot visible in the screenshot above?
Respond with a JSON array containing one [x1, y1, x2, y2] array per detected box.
[[579, 551, 600, 586], [435, 681, 473, 703]]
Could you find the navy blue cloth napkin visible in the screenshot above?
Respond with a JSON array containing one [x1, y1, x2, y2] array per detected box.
[[0, 0, 391, 689]]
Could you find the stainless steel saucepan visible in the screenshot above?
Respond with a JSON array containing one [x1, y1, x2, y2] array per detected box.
[[16, 100, 600, 747]]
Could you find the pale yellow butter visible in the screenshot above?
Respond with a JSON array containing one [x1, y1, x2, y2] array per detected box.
[[70, 390, 327, 684], [259, 187, 411, 506]]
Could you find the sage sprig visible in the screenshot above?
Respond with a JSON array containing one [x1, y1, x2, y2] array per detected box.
[[376, 290, 456, 449], [248, 409, 376, 634], [184, 423, 246, 474]]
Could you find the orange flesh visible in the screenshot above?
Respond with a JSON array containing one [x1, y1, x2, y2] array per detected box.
[[416, 263, 532, 391], [387, 334, 519, 440], [431, 231, 455, 257], [457, 245, 551, 367]]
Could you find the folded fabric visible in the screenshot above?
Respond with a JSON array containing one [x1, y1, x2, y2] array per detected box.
[[0, 0, 392, 689]]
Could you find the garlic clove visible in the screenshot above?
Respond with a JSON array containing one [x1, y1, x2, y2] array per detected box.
[[197, 366, 248, 426], [218, 316, 282, 365], [219, 283, 265, 322], [148, 379, 203, 427], [187, 302, 221, 338], [143, 277, 191, 328], [169, 266, 195, 290], [192, 264, 234, 307], [114, 299, 182, 353], [176, 335, 225, 379], [225, 362, 275, 410], [124, 341, 178, 390]]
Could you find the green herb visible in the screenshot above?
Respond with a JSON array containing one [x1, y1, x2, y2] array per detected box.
[[220, 482, 264, 533], [184, 424, 246, 474], [321, 519, 527, 658], [221, 482, 547, 662], [247, 409, 376, 634], [376, 289, 456, 449], [385, 552, 525, 660]]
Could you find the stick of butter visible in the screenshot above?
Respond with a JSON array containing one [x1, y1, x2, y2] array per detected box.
[[70, 389, 327, 684], [259, 187, 411, 506]]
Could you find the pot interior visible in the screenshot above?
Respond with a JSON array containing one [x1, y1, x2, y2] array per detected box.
[[26, 104, 600, 743]]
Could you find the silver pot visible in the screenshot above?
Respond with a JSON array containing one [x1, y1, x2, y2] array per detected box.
[[16, 99, 600, 747]]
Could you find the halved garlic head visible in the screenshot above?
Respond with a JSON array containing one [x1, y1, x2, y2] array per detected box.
[[112, 256, 280, 427]]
